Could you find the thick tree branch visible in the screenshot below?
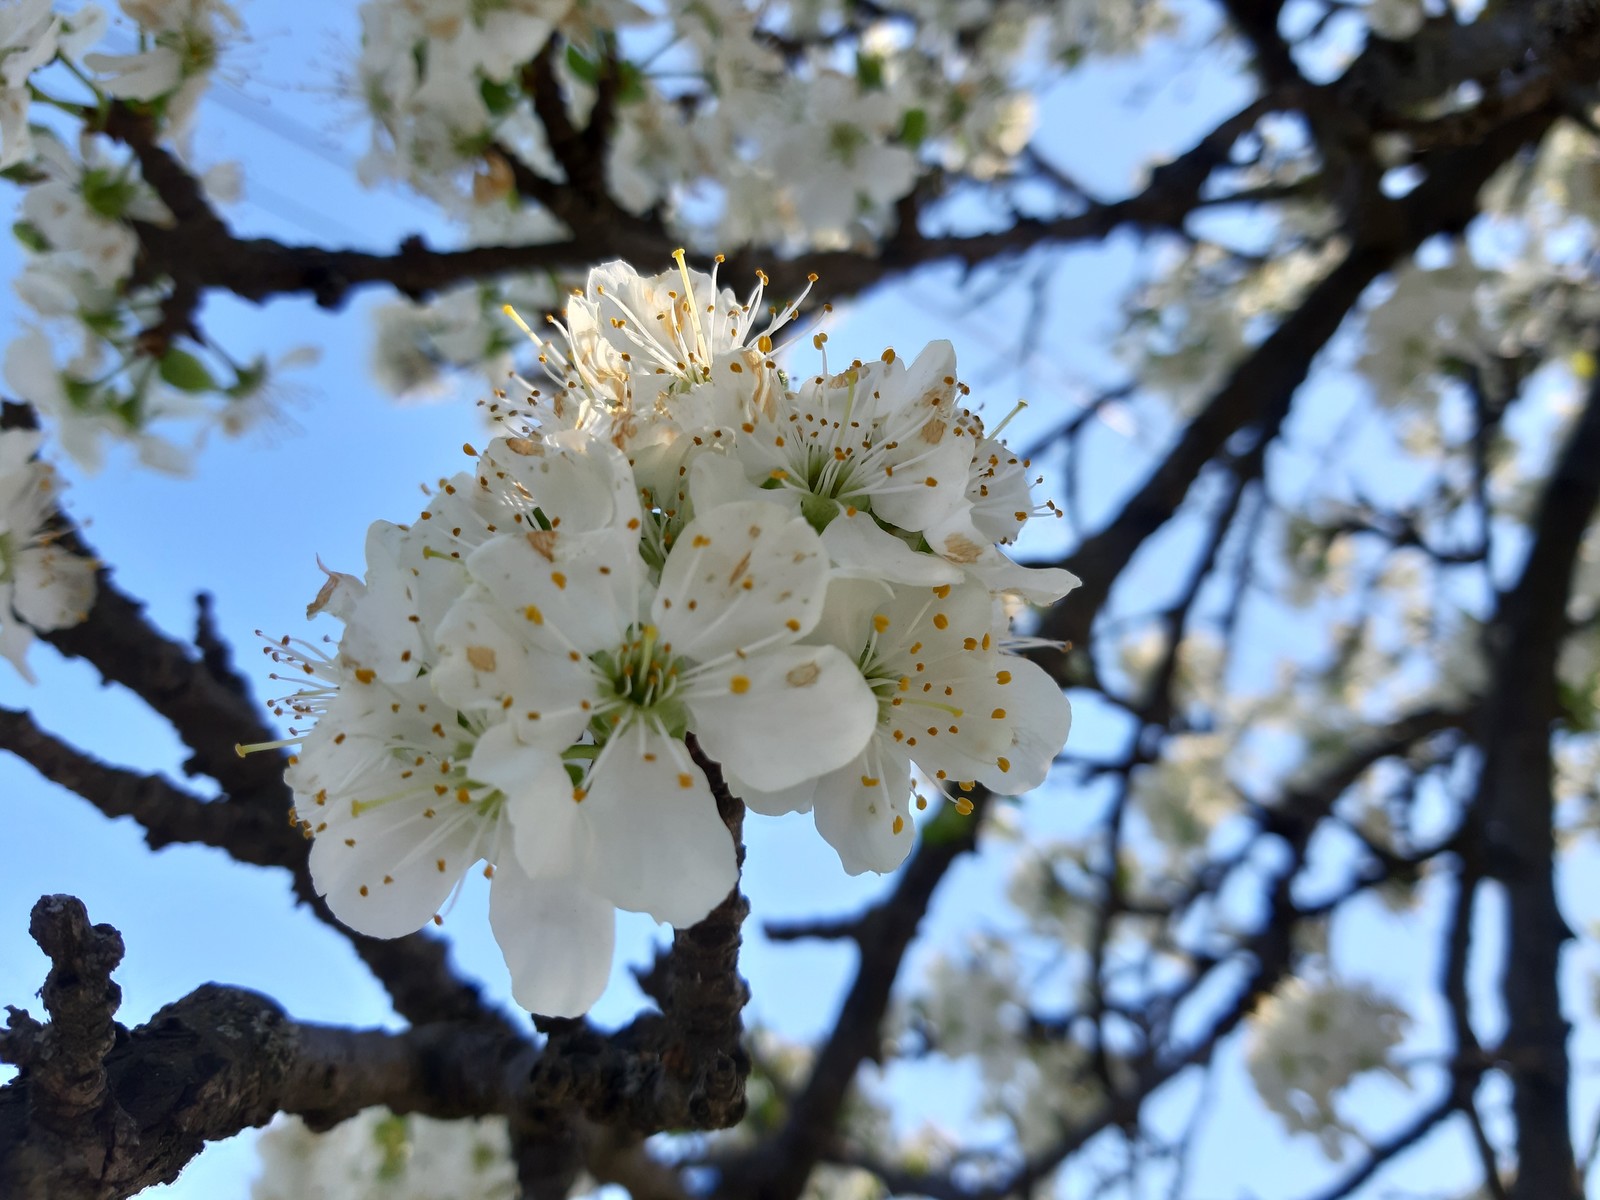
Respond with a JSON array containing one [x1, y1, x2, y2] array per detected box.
[[1038, 104, 1555, 664], [1475, 386, 1600, 1200], [719, 796, 987, 1200], [0, 892, 753, 1200], [25, 559, 507, 1030], [80, 91, 1275, 324], [1291, 1092, 1458, 1200]]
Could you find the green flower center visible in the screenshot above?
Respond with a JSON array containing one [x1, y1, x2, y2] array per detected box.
[[588, 623, 690, 740]]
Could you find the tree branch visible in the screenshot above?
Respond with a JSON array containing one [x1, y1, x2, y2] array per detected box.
[[1038, 103, 1555, 664], [725, 799, 986, 1200], [0, 892, 753, 1200], [1475, 385, 1600, 1200]]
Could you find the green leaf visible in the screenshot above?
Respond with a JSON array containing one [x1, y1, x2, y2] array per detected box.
[[158, 349, 218, 393], [372, 1113, 410, 1182], [111, 391, 143, 428], [479, 76, 518, 115], [1559, 676, 1597, 732], [615, 60, 646, 104], [226, 359, 268, 400], [11, 221, 48, 253], [856, 52, 885, 92], [920, 800, 972, 847], [565, 44, 599, 86], [897, 108, 928, 148], [0, 161, 46, 186], [79, 167, 140, 221], [63, 377, 99, 413]]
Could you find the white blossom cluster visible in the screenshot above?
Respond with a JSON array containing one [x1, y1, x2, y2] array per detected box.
[[1244, 976, 1412, 1158], [83, 0, 242, 130], [0, 1, 107, 168], [906, 939, 1110, 1154], [1, 124, 299, 473], [358, 0, 1167, 399], [0, 2, 318, 472], [352, 0, 1161, 245], [2, 0, 238, 159], [263, 256, 1076, 1016], [252, 1109, 515, 1200], [0, 428, 95, 680]]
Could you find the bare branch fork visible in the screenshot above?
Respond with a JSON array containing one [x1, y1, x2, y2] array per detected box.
[[0, 855, 752, 1200]]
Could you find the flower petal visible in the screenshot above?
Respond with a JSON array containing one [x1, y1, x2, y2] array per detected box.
[[433, 588, 593, 749], [469, 722, 592, 879], [309, 795, 482, 939], [654, 499, 828, 661], [489, 855, 615, 1017], [821, 507, 963, 586], [340, 521, 464, 681], [723, 769, 820, 816], [477, 430, 641, 537], [466, 527, 641, 655], [582, 724, 737, 927], [10, 545, 94, 630], [811, 743, 917, 875], [902, 655, 1071, 793], [688, 644, 877, 791], [964, 547, 1081, 606], [0, 583, 37, 682]]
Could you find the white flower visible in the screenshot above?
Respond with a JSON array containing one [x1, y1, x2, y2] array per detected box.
[[733, 578, 1071, 874], [281, 429, 881, 1015], [0, 0, 60, 169], [2, 327, 193, 474], [369, 283, 531, 399], [526, 254, 810, 471], [253, 1108, 515, 1200], [1356, 259, 1490, 413], [441, 493, 879, 816], [0, 0, 58, 90], [210, 345, 319, 438], [685, 341, 1076, 602], [1245, 976, 1412, 1159], [355, 0, 567, 187], [275, 434, 650, 1014], [0, 3, 101, 167], [86, 0, 240, 104], [0, 429, 96, 681], [705, 342, 976, 552], [332, 431, 642, 686], [296, 682, 624, 1015], [1130, 732, 1237, 852], [1367, 0, 1425, 40], [286, 256, 1087, 1009], [279, 606, 623, 1016], [606, 94, 705, 217], [717, 71, 918, 247], [20, 132, 169, 288]]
